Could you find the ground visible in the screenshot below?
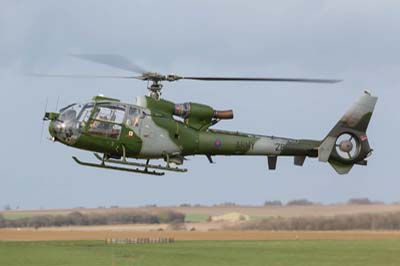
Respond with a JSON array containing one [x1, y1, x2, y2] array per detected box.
[[2, 205, 400, 265], [1, 240, 400, 266], [2, 228, 400, 241]]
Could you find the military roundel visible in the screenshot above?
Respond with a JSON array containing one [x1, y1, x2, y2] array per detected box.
[[214, 139, 222, 148]]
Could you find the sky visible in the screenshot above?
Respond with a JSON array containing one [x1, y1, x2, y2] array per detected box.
[[1, 0, 399, 209]]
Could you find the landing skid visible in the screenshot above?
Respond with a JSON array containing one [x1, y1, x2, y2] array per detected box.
[[71, 153, 188, 175], [93, 153, 187, 173]]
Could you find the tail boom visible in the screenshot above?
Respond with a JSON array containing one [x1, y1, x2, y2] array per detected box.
[[195, 91, 377, 175]]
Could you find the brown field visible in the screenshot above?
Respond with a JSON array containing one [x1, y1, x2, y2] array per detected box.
[[2, 226, 400, 241]]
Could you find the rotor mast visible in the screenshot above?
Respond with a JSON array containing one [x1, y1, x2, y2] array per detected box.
[[148, 79, 163, 99]]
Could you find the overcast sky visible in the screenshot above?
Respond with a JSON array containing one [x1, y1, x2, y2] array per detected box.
[[1, 0, 399, 209]]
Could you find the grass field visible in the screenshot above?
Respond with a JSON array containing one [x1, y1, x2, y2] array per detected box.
[[184, 213, 210, 222], [0, 240, 400, 266]]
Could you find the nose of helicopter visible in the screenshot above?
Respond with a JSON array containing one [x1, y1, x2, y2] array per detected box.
[[44, 104, 83, 144], [44, 112, 66, 142], [43, 112, 59, 140], [45, 114, 79, 145], [48, 121, 57, 140], [47, 120, 73, 143]]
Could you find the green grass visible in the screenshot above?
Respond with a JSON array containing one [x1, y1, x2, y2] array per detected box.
[[0, 240, 400, 266], [184, 213, 210, 222]]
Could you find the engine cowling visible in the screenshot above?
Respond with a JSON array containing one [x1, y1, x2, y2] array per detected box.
[[174, 102, 233, 130]]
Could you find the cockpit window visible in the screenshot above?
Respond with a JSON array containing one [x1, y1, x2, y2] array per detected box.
[[126, 107, 141, 129], [59, 103, 83, 122], [77, 103, 95, 125], [53, 103, 86, 143], [87, 103, 126, 139], [59, 103, 77, 113], [92, 104, 126, 124]]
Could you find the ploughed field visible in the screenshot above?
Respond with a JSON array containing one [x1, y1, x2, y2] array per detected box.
[[1, 240, 400, 266], [2, 228, 400, 241]]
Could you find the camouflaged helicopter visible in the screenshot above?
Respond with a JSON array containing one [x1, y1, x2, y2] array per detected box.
[[41, 54, 377, 176]]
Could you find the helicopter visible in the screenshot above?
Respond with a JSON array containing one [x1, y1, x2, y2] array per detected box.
[[40, 54, 377, 176]]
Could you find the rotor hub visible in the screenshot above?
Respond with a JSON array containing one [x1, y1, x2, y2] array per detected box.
[[339, 140, 353, 153], [335, 133, 360, 161], [148, 80, 163, 99]]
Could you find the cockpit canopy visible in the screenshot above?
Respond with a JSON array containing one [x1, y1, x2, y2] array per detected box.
[[59, 102, 130, 124], [52, 101, 142, 143], [58, 103, 83, 122]]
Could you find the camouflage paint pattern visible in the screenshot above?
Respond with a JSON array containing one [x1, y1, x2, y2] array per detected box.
[[47, 92, 377, 174]]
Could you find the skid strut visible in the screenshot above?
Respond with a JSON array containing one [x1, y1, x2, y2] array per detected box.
[[93, 154, 187, 173], [71, 153, 187, 175]]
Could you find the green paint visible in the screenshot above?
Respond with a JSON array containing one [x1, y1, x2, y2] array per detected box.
[[46, 93, 377, 175], [354, 112, 373, 132]]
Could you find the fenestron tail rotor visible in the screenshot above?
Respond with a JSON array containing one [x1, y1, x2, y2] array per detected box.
[[29, 54, 342, 99], [335, 133, 361, 161]]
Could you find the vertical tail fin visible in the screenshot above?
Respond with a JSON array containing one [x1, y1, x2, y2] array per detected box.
[[319, 91, 378, 174]]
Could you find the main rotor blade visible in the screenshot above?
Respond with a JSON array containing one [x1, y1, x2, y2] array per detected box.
[[27, 73, 141, 79], [181, 77, 341, 83], [69, 54, 148, 74]]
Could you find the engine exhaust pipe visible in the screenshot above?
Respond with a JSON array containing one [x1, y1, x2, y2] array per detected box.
[[213, 110, 234, 120]]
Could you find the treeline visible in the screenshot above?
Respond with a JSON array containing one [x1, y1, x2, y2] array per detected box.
[[264, 198, 386, 206], [264, 199, 317, 206], [0, 210, 184, 229], [230, 212, 400, 231]]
